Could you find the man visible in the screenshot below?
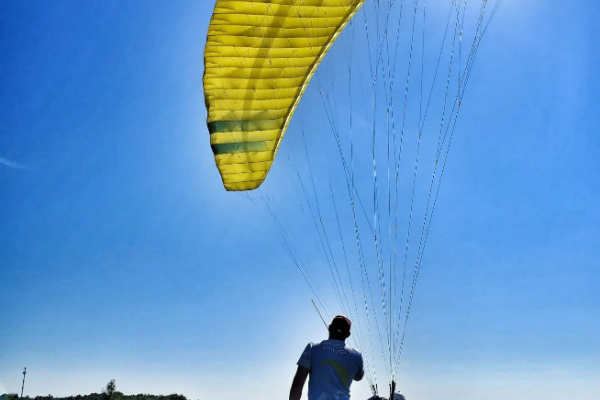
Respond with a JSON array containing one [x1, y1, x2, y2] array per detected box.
[[290, 315, 364, 400]]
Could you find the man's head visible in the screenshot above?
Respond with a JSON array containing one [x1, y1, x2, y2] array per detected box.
[[328, 315, 352, 340]]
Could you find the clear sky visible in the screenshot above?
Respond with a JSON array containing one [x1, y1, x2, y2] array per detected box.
[[1, 1, 599, 400]]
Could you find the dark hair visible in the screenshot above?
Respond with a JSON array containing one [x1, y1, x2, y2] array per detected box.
[[329, 315, 351, 339]]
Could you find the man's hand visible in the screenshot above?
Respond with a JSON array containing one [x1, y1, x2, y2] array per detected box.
[[289, 366, 310, 400]]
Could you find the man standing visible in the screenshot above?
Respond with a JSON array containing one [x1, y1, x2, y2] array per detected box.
[[290, 315, 364, 400]]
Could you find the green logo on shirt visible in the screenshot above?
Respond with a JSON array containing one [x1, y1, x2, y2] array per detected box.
[[321, 359, 350, 387]]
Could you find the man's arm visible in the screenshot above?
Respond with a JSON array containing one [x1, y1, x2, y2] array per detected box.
[[354, 354, 364, 382], [354, 370, 364, 382], [289, 366, 310, 400]]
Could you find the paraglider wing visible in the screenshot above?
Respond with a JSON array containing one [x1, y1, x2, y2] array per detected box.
[[203, 0, 366, 191]]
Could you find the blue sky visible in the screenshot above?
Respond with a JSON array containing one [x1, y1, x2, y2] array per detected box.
[[1, 1, 599, 400]]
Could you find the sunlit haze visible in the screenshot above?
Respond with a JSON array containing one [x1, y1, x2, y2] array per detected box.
[[1, 1, 598, 400]]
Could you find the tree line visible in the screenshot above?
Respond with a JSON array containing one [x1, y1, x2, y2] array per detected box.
[[1, 380, 188, 400]]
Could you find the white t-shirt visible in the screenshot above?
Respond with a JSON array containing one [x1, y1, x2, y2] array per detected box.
[[297, 340, 364, 400]]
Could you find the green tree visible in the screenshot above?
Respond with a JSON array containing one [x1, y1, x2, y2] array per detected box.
[[102, 380, 116, 400]]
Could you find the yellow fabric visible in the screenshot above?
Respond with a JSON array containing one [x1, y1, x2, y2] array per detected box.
[[203, 0, 366, 191]]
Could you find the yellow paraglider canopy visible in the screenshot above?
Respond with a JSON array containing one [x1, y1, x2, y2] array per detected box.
[[203, 0, 366, 191]]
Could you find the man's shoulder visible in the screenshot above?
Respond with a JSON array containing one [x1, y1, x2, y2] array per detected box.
[[336, 341, 361, 355], [345, 345, 363, 358], [307, 340, 329, 349]]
